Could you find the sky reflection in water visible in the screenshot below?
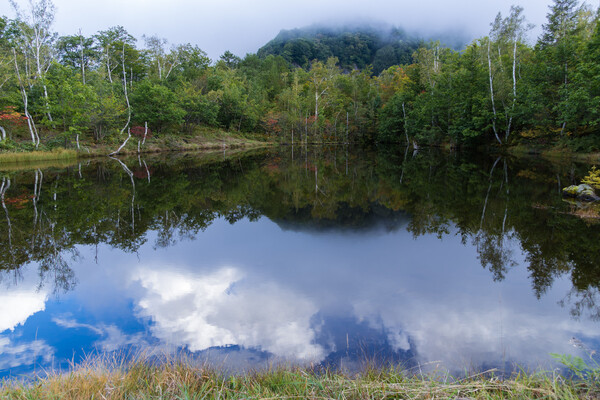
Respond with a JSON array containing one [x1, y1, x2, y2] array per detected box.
[[0, 148, 598, 377]]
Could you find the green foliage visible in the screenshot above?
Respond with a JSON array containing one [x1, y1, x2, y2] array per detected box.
[[130, 80, 185, 132], [257, 25, 420, 73], [2, 1, 600, 151], [0, 138, 19, 151], [551, 352, 599, 380], [179, 85, 219, 130], [582, 166, 600, 189], [378, 93, 408, 143]]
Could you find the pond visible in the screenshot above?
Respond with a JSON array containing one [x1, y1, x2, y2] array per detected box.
[[0, 145, 599, 378]]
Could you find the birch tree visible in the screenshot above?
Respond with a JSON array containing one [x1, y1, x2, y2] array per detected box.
[[109, 44, 132, 155], [13, 47, 39, 146], [0, 18, 15, 140], [414, 42, 444, 131], [56, 31, 96, 84], [143, 35, 167, 80], [10, 0, 57, 122], [93, 26, 135, 84], [486, 6, 532, 144], [308, 57, 338, 137]]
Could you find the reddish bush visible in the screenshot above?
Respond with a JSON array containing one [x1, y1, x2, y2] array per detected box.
[[130, 125, 153, 139], [0, 106, 28, 126]]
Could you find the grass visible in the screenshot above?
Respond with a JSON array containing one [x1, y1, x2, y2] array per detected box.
[[0, 129, 273, 170], [0, 148, 78, 165], [0, 129, 273, 162], [1, 354, 599, 399]]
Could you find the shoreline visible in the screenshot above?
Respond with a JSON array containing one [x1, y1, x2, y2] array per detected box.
[[2, 139, 600, 173], [0, 131, 274, 168], [1, 357, 597, 399]]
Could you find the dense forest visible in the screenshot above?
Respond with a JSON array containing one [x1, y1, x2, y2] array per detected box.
[[0, 0, 599, 153], [257, 25, 422, 74]]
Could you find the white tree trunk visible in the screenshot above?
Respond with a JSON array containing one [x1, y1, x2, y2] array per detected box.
[[1, 178, 13, 260], [0, 126, 6, 141], [480, 156, 501, 229], [487, 41, 502, 145], [402, 102, 409, 144], [315, 90, 318, 120], [109, 128, 131, 156], [506, 39, 518, 141], [79, 29, 85, 85], [13, 49, 39, 147], [560, 62, 568, 136], [31, 21, 53, 122], [106, 46, 113, 83], [119, 44, 131, 136], [143, 160, 151, 183], [142, 121, 148, 145], [111, 157, 136, 233]]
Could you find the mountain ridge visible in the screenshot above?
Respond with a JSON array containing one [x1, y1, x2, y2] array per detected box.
[[256, 23, 468, 74]]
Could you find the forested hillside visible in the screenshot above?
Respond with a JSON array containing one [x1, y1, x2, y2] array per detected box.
[[0, 0, 599, 153], [257, 25, 421, 74]]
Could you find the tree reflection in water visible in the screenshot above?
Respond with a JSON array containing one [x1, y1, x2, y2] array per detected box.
[[0, 146, 599, 320]]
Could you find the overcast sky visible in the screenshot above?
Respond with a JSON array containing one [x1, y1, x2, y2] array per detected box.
[[0, 0, 574, 61]]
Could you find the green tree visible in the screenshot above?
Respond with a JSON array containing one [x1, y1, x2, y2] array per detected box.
[[537, 0, 588, 135], [130, 80, 185, 132], [46, 62, 95, 146], [56, 32, 97, 84]]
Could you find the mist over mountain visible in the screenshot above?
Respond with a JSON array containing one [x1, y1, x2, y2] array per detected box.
[[257, 23, 469, 74]]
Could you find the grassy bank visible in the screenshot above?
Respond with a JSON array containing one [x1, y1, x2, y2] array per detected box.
[[0, 148, 78, 165], [507, 144, 600, 164], [1, 356, 599, 400], [0, 129, 273, 165]]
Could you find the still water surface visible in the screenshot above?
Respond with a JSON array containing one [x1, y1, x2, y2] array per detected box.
[[0, 146, 599, 377]]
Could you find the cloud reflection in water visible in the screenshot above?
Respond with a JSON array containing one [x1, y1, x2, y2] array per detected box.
[[131, 264, 325, 361]]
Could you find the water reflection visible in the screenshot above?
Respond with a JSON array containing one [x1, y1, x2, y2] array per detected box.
[[0, 147, 599, 377]]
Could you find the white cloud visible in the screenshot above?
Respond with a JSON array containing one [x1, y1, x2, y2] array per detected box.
[[52, 315, 150, 352], [53, 316, 104, 335], [0, 291, 47, 333], [130, 264, 325, 361], [0, 336, 53, 370], [0, 268, 49, 333]]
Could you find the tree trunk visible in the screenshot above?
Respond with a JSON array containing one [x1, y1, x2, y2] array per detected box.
[[560, 61, 568, 136], [79, 29, 86, 85], [110, 46, 132, 156], [119, 44, 131, 136], [487, 41, 502, 145], [33, 26, 53, 122], [402, 102, 409, 144], [143, 160, 151, 183], [109, 128, 131, 156], [111, 157, 136, 233], [480, 156, 501, 229], [142, 122, 148, 145], [1, 178, 14, 264], [506, 39, 518, 141], [13, 49, 39, 147], [106, 46, 113, 83]]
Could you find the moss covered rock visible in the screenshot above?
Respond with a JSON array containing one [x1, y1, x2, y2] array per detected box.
[[562, 184, 600, 202]]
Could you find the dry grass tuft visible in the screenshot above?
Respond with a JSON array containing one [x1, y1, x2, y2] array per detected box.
[[1, 353, 599, 399]]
